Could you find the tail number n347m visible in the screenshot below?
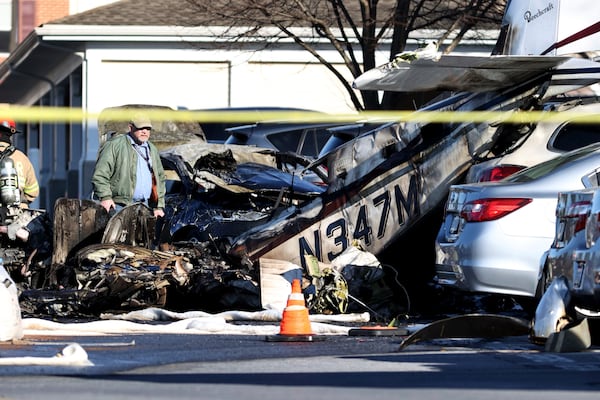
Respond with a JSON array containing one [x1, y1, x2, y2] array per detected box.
[[266, 172, 421, 268]]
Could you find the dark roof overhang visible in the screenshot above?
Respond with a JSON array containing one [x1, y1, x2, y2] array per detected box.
[[0, 31, 82, 105]]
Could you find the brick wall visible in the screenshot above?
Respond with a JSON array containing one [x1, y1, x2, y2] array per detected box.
[[17, 0, 70, 46], [32, 0, 70, 26]]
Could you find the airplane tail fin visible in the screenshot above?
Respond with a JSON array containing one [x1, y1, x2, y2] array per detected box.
[[495, 0, 600, 56]]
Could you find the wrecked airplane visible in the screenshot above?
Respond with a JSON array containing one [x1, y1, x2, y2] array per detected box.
[[224, 0, 600, 279], [9, 54, 600, 320], [9, 0, 600, 323], [226, 55, 600, 288]]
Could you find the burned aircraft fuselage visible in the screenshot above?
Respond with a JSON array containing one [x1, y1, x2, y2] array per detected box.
[[227, 80, 550, 270]]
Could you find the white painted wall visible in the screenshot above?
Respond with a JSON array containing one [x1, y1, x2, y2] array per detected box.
[[0, 0, 10, 29], [83, 45, 361, 114], [237, 62, 357, 112], [93, 60, 231, 110]]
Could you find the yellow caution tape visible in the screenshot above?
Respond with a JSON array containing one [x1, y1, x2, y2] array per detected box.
[[2, 105, 600, 125]]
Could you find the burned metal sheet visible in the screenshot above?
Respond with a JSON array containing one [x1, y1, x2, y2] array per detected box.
[[398, 314, 531, 351], [157, 144, 325, 246], [160, 142, 279, 171], [52, 198, 109, 267], [101, 203, 156, 248]]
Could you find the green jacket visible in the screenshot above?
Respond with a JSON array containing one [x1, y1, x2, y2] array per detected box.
[[91, 133, 166, 209]]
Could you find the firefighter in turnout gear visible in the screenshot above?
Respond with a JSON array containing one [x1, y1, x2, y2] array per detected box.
[[0, 119, 51, 288], [0, 118, 41, 242], [0, 118, 39, 208]]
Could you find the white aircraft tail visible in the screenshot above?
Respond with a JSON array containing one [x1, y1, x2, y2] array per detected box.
[[495, 0, 600, 56]]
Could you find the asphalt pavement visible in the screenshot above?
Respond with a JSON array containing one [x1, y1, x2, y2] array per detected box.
[[1, 328, 600, 400]]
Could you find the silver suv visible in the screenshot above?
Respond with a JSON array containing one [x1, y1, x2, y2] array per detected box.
[[466, 98, 600, 183], [543, 187, 600, 317]]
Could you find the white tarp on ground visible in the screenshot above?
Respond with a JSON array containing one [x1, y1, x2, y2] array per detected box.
[[100, 307, 370, 324], [22, 317, 348, 336], [0, 343, 93, 366], [19, 307, 370, 336]]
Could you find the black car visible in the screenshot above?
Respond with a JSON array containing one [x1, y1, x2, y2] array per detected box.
[[195, 107, 325, 143]]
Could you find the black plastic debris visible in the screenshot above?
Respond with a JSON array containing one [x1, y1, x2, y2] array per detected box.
[[398, 314, 531, 350]]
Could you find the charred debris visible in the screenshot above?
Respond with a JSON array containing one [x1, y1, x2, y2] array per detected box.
[[4, 135, 516, 323], [4, 142, 397, 320], [5, 87, 555, 322]]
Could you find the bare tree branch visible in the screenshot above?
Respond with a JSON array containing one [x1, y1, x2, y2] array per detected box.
[[185, 0, 506, 110]]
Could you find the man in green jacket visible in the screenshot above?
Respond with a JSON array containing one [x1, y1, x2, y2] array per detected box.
[[91, 113, 166, 218]]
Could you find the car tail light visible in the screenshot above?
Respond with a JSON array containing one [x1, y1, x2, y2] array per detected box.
[[566, 201, 591, 234], [460, 198, 532, 222], [478, 165, 526, 182]]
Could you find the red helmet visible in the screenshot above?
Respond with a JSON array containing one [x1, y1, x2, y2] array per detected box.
[[0, 119, 19, 134]]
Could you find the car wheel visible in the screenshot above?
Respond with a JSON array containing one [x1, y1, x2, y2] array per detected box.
[[519, 266, 552, 317], [537, 265, 552, 299], [515, 266, 551, 317], [515, 296, 537, 317]]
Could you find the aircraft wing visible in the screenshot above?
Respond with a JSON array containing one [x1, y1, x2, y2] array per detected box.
[[543, 55, 600, 98], [352, 54, 571, 93]]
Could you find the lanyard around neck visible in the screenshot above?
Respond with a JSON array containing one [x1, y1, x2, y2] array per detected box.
[[132, 142, 153, 173]]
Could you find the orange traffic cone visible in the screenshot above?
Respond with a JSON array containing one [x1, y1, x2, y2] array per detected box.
[[266, 278, 325, 342]]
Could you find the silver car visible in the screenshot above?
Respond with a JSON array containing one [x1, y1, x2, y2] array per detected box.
[[545, 187, 600, 316], [435, 143, 600, 312]]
